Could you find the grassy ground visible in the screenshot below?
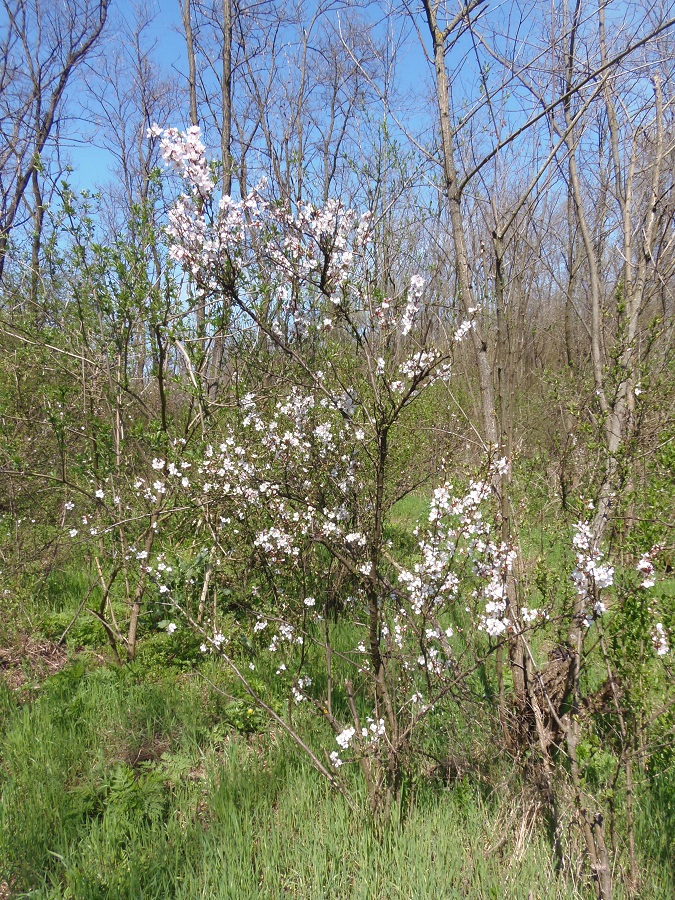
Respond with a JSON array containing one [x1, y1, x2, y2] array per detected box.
[[1, 646, 673, 899], [1, 516, 673, 898], [1, 657, 582, 899]]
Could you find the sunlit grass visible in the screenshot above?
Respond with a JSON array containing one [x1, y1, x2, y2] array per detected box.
[[0, 659, 565, 899], [1, 656, 672, 898]]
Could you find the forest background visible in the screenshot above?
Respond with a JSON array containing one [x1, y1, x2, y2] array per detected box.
[[0, 0, 674, 897]]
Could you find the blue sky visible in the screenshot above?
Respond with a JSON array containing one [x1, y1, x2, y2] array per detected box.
[[15, 0, 665, 207], [61, 0, 432, 194], [62, 1, 185, 191]]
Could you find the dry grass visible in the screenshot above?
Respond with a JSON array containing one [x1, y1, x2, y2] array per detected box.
[[0, 633, 69, 694]]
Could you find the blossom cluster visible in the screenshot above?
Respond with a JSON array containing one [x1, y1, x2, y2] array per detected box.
[[636, 551, 657, 589], [400, 274, 424, 336], [186, 390, 367, 575], [396, 462, 518, 653], [571, 522, 614, 625], [330, 716, 387, 768], [151, 124, 214, 199], [652, 623, 669, 656], [128, 401, 519, 768], [150, 125, 375, 311], [150, 124, 472, 351], [634, 549, 670, 657]]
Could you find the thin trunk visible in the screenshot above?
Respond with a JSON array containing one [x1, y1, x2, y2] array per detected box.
[[30, 168, 44, 312], [494, 230, 523, 708], [154, 323, 168, 432], [221, 0, 232, 197], [197, 561, 212, 625], [127, 513, 157, 660], [564, 175, 576, 368], [565, 718, 613, 900], [422, 0, 498, 446], [209, 0, 231, 398], [180, 0, 206, 349], [181, 0, 199, 130]]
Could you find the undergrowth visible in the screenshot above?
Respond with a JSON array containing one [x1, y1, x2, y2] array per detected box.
[[0, 652, 672, 899]]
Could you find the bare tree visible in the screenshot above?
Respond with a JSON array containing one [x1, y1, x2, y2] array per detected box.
[[0, 0, 109, 280], [86, 5, 180, 224], [411, 4, 675, 896]]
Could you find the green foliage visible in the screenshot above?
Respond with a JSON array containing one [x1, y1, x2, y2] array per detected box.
[[0, 633, 672, 898], [133, 629, 203, 675], [576, 733, 617, 790], [1, 154, 674, 899], [68, 760, 168, 825], [629, 431, 675, 560], [41, 610, 108, 650]]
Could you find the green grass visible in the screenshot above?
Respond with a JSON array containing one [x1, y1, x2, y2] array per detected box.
[[388, 493, 429, 531], [0, 658, 587, 900], [1, 531, 672, 899]]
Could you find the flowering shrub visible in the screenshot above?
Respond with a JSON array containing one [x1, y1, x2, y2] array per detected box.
[[151, 430, 514, 811], [571, 522, 615, 625], [123, 125, 524, 812], [53, 126, 671, 830]]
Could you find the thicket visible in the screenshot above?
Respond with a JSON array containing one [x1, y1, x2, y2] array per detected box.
[[0, 155, 673, 898]]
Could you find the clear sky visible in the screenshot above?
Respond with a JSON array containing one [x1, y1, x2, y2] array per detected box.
[[61, 0, 186, 192], [59, 0, 432, 195]]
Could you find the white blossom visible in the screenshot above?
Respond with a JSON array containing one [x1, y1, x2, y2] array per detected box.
[[336, 726, 356, 750], [652, 623, 669, 656]]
